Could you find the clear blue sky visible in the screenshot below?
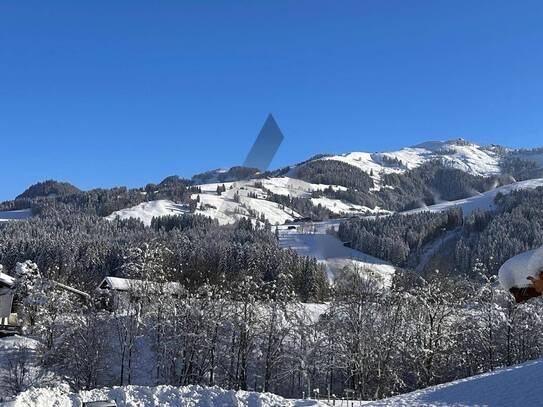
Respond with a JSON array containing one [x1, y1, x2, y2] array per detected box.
[[1, 1, 542, 200]]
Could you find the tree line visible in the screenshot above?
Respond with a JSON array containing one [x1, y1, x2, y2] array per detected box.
[[4, 262, 543, 403]]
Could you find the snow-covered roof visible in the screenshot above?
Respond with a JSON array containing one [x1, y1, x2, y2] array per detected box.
[[0, 272, 16, 288], [498, 246, 543, 290], [98, 276, 182, 294]]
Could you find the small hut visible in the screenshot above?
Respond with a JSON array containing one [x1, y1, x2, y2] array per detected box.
[[97, 276, 182, 310]]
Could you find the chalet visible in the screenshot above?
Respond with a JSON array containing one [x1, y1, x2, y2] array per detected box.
[[0, 271, 90, 335]]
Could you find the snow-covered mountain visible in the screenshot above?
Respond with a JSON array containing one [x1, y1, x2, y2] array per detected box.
[[319, 138, 503, 189]]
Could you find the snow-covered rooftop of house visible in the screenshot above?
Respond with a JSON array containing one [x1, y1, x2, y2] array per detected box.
[[98, 276, 182, 294], [498, 246, 543, 290], [0, 272, 16, 288]]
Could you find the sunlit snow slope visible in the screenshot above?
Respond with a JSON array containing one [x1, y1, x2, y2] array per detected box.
[[404, 178, 543, 217], [320, 139, 501, 190], [278, 224, 395, 286], [105, 200, 190, 226], [365, 358, 543, 406]]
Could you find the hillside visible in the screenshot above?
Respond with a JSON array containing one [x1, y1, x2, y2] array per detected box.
[[15, 180, 81, 200], [318, 139, 503, 189]]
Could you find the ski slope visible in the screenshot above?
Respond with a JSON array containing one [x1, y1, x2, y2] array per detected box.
[[278, 225, 395, 286], [404, 177, 543, 217], [365, 358, 543, 406], [105, 200, 190, 226], [0, 209, 32, 222]]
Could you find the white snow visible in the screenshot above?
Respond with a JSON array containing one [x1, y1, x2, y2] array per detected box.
[[10, 385, 326, 407], [0, 271, 16, 287], [0, 209, 32, 222], [364, 358, 543, 406], [105, 200, 189, 227], [403, 178, 543, 217], [320, 139, 502, 190], [257, 177, 346, 198], [278, 225, 395, 287], [106, 181, 304, 227], [310, 197, 390, 216], [498, 246, 543, 290], [193, 189, 301, 226]]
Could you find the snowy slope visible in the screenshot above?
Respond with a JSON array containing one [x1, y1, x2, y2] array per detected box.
[[0, 209, 32, 222], [364, 358, 543, 406], [106, 181, 303, 227], [278, 225, 395, 286], [310, 197, 391, 216], [10, 385, 326, 407], [193, 187, 301, 226], [320, 139, 502, 189], [106, 200, 189, 226], [403, 178, 543, 217]]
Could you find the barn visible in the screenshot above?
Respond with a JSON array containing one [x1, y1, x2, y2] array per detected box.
[[97, 276, 183, 310]]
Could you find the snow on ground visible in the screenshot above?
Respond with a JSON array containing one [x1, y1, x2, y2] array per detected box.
[[320, 139, 501, 189], [0, 335, 59, 402], [193, 188, 301, 226], [106, 184, 302, 227], [403, 177, 543, 217], [498, 245, 543, 290], [255, 177, 346, 198], [105, 200, 189, 226], [364, 358, 543, 406], [9, 385, 326, 407], [310, 197, 390, 216], [278, 225, 395, 286], [0, 209, 32, 222]]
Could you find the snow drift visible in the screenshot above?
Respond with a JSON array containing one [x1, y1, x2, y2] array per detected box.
[[9, 385, 325, 407]]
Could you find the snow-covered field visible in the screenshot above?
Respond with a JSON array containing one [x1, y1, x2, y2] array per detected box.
[[0, 209, 32, 222], [9, 357, 543, 406], [364, 358, 543, 406], [8, 385, 327, 406], [404, 177, 543, 217]]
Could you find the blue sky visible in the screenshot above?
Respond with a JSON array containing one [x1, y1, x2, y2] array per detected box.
[[1, 1, 542, 200]]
